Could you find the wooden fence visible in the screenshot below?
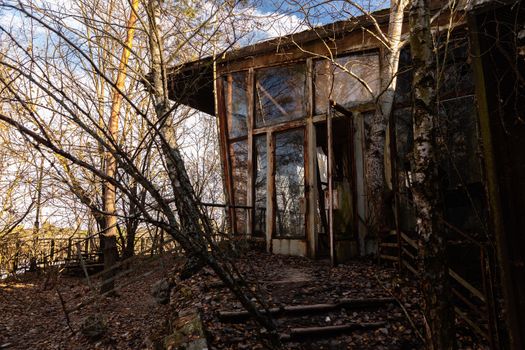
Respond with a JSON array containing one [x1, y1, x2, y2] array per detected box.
[[378, 229, 501, 349], [0, 232, 173, 278]]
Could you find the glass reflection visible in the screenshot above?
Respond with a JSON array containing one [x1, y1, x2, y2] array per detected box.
[[225, 72, 248, 139], [274, 129, 305, 238], [255, 64, 306, 127], [229, 140, 248, 233], [254, 135, 267, 237], [314, 53, 380, 115]]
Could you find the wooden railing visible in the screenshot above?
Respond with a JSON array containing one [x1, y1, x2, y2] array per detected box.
[[378, 230, 500, 349], [0, 232, 172, 278]]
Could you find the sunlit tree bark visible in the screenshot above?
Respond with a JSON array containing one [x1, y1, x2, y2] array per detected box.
[[409, 0, 455, 348], [101, 0, 140, 293], [366, 0, 407, 237]]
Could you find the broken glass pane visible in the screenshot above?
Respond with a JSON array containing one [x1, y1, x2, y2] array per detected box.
[[229, 140, 248, 233], [224, 72, 248, 139], [255, 64, 306, 127], [314, 53, 380, 115], [254, 135, 267, 237], [274, 129, 305, 238]]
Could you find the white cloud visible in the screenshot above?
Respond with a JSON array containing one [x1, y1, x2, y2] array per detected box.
[[234, 7, 309, 46]]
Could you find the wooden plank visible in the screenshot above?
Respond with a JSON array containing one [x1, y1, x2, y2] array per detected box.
[[246, 68, 254, 237], [328, 102, 334, 266], [400, 232, 417, 250], [452, 288, 485, 318], [338, 297, 396, 308], [454, 307, 489, 340], [379, 242, 399, 248], [306, 58, 317, 258], [380, 254, 398, 262], [252, 119, 306, 135], [218, 307, 282, 321], [402, 260, 418, 275], [215, 76, 235, 234], [266, 132, 274, 252], [218, 298, 396, 322], [285, 322, 387, 340], [401, 247, 416, 260], [449, 268, 486, 303]]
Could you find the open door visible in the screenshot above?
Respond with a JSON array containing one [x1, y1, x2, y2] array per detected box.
[[314, 111, 357, 263]]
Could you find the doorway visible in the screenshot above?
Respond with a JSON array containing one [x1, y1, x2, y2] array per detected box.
[[314, 115, 357, 260]]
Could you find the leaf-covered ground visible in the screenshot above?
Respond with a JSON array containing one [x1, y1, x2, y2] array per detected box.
[[0, 254, 175, 349], [1, 250, 488, 349], [173, 251, 488, 350]]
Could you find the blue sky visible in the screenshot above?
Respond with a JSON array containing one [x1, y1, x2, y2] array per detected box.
[[258, 0, 389, 26]]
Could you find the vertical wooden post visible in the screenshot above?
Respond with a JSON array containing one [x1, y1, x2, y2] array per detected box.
[[13, 239, 20, 273], [50, 239, 55, 262], [327, 104, 335, 266], [140, 237, 144, 254], [306, 58, 317, 258], [246, 69, 254, 237], [353, 112, 367, 255], [66, 238, 72, 261], [389, 102, 402, 270], [266, 132, 274, 253], [216, 76, 234, 236], [225, 74, 238, 235]]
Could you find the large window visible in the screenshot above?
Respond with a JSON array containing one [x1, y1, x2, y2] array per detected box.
[[224, 72, 248, 139], [229, 140, 248, 234], [254, 135, 267, 237], [223, 71, 250, 234], [314, 52, 380, 115], [255, 64, 307, 127], [274, 129, 306, 238]]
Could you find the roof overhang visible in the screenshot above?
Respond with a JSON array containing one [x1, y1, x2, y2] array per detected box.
[[166, 0, 472, 114], [167, 56, 215, 115], [166, 8, 394, 115]]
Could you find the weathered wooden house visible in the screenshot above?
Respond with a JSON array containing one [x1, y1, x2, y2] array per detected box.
[[168, 0, 524, 348]]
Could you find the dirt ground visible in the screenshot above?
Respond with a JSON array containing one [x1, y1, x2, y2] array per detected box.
[[0, 251, 488, 349], [0, 254, 175, 349]]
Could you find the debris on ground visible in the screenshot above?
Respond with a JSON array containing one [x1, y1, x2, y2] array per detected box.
[[0, 251, 489, 349]]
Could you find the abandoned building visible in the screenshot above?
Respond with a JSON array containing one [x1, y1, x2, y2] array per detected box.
[[168, 0, 524, 348]]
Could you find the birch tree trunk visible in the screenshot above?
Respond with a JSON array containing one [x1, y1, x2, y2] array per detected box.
[[409, 0, 455, 348], [101, 0, 140, 294], [365, 0, 407, 239]]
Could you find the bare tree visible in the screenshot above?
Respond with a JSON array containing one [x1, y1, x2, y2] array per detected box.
[[100, 0, 140, 294], [0, 0, 280, 342]]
